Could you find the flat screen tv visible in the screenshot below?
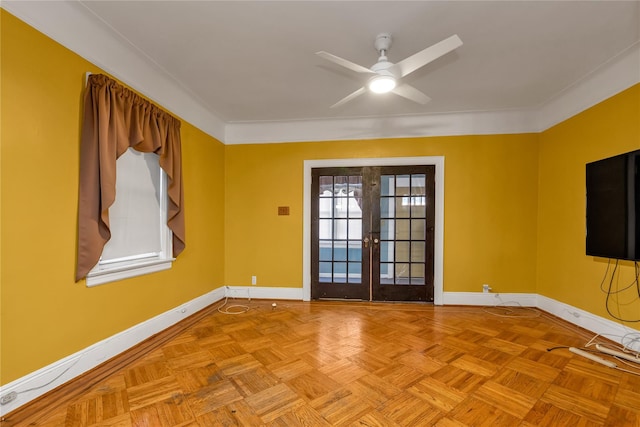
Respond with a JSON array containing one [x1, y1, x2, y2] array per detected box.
[[586, 149, 640, 261]]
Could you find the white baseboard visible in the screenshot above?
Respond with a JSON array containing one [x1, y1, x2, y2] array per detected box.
[[0, 287, 226, 416], [2, 287, 637, 415], [443, 291, 538, 307], [224, 285, 304, 300]]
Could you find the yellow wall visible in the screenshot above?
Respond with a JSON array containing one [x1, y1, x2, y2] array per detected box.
[[538, 84, 640, 324], [0, 11, 225, 383], [224, 135, 540, 294]]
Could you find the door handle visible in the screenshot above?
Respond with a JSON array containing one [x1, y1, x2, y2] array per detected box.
[[363, 237, 370, 248]]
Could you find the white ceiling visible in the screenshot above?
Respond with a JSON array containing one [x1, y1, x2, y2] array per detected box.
[[4, 1, 640, 143]]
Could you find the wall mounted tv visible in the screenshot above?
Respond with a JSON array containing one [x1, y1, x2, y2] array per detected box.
[[586, 149, 640, 261]]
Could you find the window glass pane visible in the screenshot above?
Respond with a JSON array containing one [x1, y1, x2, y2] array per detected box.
[[319, 262, 332, 282], [411, 242, 425, 262], [395, 263, 410, 281], [411, 264, 425, 284], [411, 220, 425, 240], [334, 197, 348, 218], [396, 175, 410, 197], [333, 263, 347, 282], [381, 175, 394, 196], [333, 243, 347, 261], [411, 202, 426, 218], [395, 242, 410, 262], [319, 241, 332, 261], [319, 192, 333, 218], [319, 219, 333, 239], [380, 241, 393, 262], [395, 219, 410, 240], [102, 149, 161, 261], [411, 174, 426, 195], [334, 219, 348, 239], [348, 241, 362, 261], [396, 197, 410, 218], [348, 193, 362, 218], [334, 176, 348, 188], [380, 263, 393, 282], [348, 262, 361, 283], [381, 219, 394, 240], [348, 219, 362, 239], [380, 197, 394, 218], [319, 176, 333, 195], [348, 176, 362, 216]]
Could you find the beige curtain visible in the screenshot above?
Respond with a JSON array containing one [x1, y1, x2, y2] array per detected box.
[[76, 74, 185, 281]]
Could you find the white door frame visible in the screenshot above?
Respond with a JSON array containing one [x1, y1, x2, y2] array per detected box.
[[303, 156, 445, 304]]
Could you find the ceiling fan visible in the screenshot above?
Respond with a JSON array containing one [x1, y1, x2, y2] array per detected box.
[[316, 33, 462, 108]]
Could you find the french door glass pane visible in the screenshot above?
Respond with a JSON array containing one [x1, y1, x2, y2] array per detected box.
[[381, 176, 395, 196], [319, 261, 332, 282], [411, 203, 426, 217], [333, 244, 347, 261], [395, 198, 410, 218], [411, 175, 426, 195], [380, 241, 393, 262], [334, 219, 347, 237], [411, 264, 425, 284], [380, 198, 394, 217], [319, 242, 332, 261], [348, 262, 361, 283], [319, 219, 332, 239], [395, 220, 410, 240], [395, 242, 410, 262], [411, 242, 426, 262], [348, 240, 362, 261], [395, 263, 410, 282], [381, 263, 393, 283], [411, 220, 425, 240]]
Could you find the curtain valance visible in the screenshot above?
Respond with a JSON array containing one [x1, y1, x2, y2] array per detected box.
[[76, 74, 185, 281]]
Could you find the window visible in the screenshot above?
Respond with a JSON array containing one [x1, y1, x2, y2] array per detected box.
[[86, 148, 174, 287]]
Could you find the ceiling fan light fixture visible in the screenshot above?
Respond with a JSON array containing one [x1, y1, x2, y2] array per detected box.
[[368, 75, 396, 94]]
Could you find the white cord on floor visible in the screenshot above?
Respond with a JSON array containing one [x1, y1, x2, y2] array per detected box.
[[216, 297, 250, 315]]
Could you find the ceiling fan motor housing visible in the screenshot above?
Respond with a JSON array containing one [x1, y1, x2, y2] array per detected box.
[[374, 33, 392, 53]]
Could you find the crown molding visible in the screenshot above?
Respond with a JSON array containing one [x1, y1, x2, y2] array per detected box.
[[224, 108, 538, 145], [3, 1, 638, 145]]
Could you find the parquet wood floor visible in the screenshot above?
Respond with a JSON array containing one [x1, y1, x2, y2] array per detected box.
[[3, 300, 640, 426]]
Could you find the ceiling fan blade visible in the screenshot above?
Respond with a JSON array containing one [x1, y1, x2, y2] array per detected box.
[[391, 84, 431, 104], [331, 87, 367, 108], [316, 51, 374, 74], [390, 34, 462, 78]]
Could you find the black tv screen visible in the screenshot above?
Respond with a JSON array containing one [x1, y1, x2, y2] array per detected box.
[[586, 149, 640, 261]]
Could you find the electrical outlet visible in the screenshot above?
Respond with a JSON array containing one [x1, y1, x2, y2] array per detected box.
[[0, 391, 17, 405], [482, 284, 492, 293], [251, 276, 257, 285]]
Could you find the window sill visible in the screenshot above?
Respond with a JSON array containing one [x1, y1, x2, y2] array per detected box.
[[86, 258, 175, 287]]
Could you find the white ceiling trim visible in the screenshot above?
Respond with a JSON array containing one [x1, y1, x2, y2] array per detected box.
[[224, 109, 538, 145], [3, 1, 638, 145]]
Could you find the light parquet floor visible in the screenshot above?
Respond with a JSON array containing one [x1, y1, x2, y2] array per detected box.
[[4, 300, 640, 426]]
